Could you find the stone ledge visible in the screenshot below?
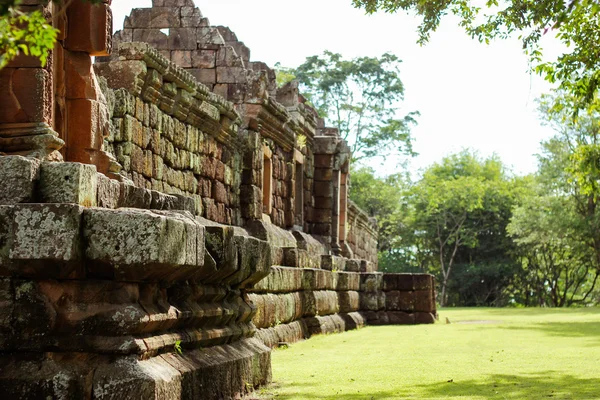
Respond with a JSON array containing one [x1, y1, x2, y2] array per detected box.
[[0, 338, 271, 400]]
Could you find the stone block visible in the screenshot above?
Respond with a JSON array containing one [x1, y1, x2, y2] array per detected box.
[[0, 68, 51, 124], [216, 67, 247, 84], [0, 156, 40, 205], [252, 266, 303, 293], [168, 28, 198, 50], [189, 68, 216, 85], [171, 50, 192, 68], [360, 260, 376, 273], [336, 272, 360, 291], [96, 173, 120, 209], [64, 51, 99, 100], [301, 290, 339, 317], [313, 182, 333, 198], [2, 204, 84, 278], [83, 208, 202, 281], [359, 292, 382, 312], [119, 183, 152, 209], [360, 273, 383, 292], [66, 99, 106, 163], [229, 235, 272, 288], [414, 274, 434, 290], [388, 311, 416, 325], [383, 273, 414, 291], [39, 162, 98, 206], [321, 255, 346, 271], [414, 290, 435, 313], [302, 269, 337, 291], [202, 224, 238, 283], [0, 356, 94, 399], [314, 168, 333, 181], [314, 154, 333, 168], [414, 312, 436, 324], [65, 1, 112, 56], [344, 259, 360, 272], [338, 291, 360, 313], [132, 29, 169, 50], [0, 279, 14, 349], [192, 50, 216, 68]]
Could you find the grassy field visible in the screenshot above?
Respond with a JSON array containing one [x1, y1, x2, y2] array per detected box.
[[258, 308, 600, 399]]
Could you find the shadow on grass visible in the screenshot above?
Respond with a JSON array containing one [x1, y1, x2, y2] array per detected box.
[[412, 372, 600, 400], [263, 372, 600, 399], [500, 321, 600, 344]]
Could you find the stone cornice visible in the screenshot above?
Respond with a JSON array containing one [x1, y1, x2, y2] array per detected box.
[[348, 200, 378, 235], [95, 42, 242, 149]]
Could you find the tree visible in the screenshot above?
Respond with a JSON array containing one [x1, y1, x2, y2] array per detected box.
[[0, 0, 101, 69], [352, 0, 600, 113], [506, 96, 600, 306], [293, 51, 418, 161], [411, 168, 486, 306], [400, 151, 522, 306], [508, 190, 598, 306], [347, 166, 417, 272]]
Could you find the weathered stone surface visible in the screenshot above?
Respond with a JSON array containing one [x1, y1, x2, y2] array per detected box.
[[202, 224, 238, 283], [97, 173, 121, 209], [414, 274, 434, 291], [414, 312, 436, 324], [0, 279, 13, 350], [230, 235, 272, 288], [359, 291, 384, 312], [302, 269, 338, 291], [360, 273, 383, 293], [84, 208, 202, 281], [383, 273, 414, 291], [0, 356, 94, 399], [321, 255, 346, 271], [119, 182, 152, 209], [414, 289, 436, 313], [39, 162, 98, 206], [252, 266, 303, 293], [0, 156, 40, 205], [336, 271, 360, 291], [301, 290, 339, 317], [338, 291, 360, 313], [388, 311, 416, 325], [0, 204, 84, 279], [345, 259, 361, 272]]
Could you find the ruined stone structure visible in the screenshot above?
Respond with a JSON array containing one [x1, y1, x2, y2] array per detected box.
[[0, 1, 436, 399]]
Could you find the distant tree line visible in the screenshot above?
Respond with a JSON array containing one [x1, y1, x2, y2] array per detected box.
[[349, 92, 600, 307]]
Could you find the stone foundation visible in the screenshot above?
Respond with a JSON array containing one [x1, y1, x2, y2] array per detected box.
[[0, 1, 438, 398]]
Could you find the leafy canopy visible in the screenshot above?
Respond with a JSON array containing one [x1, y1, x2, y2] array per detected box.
[[352, 0, 600, 113], [293, 51, 418, 162]]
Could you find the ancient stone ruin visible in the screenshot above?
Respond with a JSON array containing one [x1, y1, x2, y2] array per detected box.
[[0, 1, 437, 398]]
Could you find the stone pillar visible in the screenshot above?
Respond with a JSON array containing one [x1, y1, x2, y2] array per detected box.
[[61, 0, 120, 177], [0, 0, 119, 177], [0, 1, 63, 160]]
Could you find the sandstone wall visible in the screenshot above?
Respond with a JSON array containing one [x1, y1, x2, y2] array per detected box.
[[347, 201, 379, 266], [0, 1, 438, 399], [95, 42, 243, 224], [250, 267, 436, 348], [0, 157, 271, 399]]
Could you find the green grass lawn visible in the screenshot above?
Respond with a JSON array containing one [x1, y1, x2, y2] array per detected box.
[[258, 308, 600, 399]]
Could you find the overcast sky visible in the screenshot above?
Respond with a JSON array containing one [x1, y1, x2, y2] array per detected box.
[[111, 0, 560, 177]]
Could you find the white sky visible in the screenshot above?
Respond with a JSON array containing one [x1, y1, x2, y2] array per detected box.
[[111, 0, 561, 177]]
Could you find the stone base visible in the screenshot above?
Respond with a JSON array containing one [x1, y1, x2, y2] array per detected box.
[[0, 338, 271, 400], [255, 312, 366, 349]]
